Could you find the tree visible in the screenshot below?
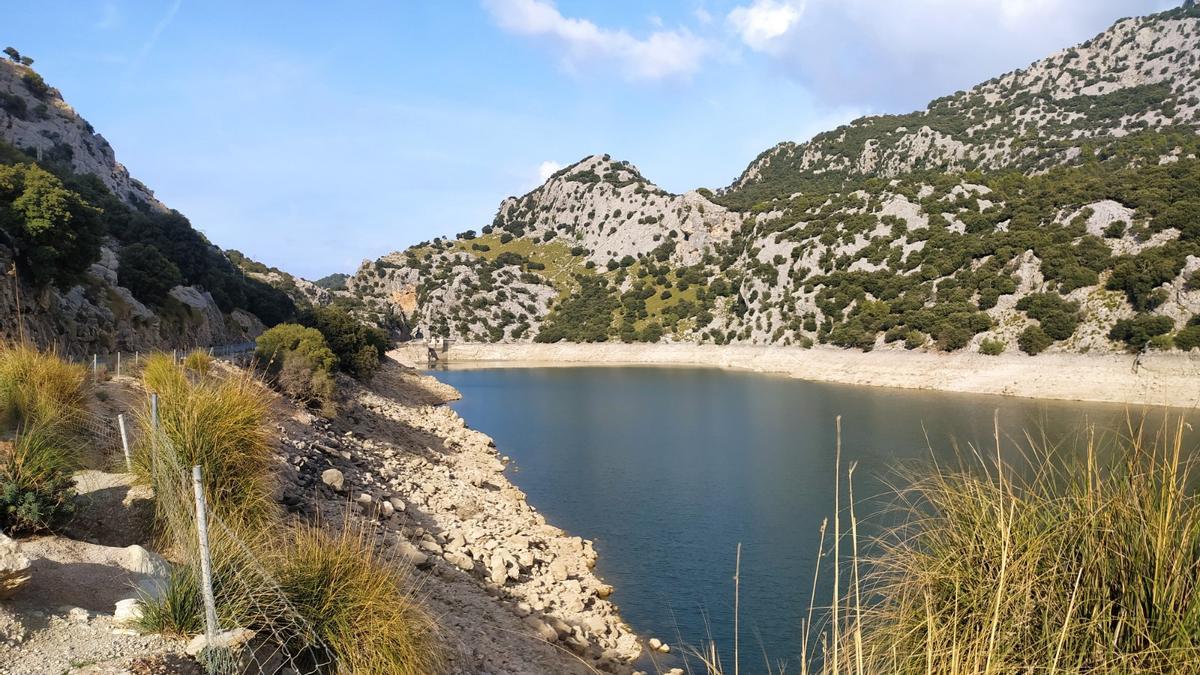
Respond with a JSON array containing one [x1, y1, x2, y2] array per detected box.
[[18, 56, 32, 67], [119, 244, 182, 306], [0, 163, 103, 288], [1108, 314, 1175, 351], [3, 47, 19, 63]]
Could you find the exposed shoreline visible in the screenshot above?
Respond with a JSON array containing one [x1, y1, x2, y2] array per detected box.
[[399, 342, 1200, 409]]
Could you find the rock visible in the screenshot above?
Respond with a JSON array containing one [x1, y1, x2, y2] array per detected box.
[[595, 583, 614, 598], [0, 534, 31, 599], [67, 606, 91, 624], [524, 616, 558, 642], [648, 638, 662, 651], [113, 598, 143, 624], [394, 541, 429, 568], [186, 627, 257, 657], [514, 602, 532, 618], [444, 551, 474, 572], [388, 496, 406, 512], [320, 468, 345, 492], [380, 500, 395, 517], [122, 545, 169, 577], [548, 559, 569, 581]]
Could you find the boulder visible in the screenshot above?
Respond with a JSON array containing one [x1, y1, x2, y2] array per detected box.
[[0, 534, 31, 599], [320, 468, 345, 492]]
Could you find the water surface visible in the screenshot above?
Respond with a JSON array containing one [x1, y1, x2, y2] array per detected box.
[[430, 365, 1178, 672]]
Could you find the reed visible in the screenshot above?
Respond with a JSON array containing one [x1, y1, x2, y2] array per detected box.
[[690, 413, 1200, 675]]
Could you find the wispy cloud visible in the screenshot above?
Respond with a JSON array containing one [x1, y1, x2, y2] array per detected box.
[[94, 1, 121, 30], [128, 0, 182, 75], [481, 0, 709, 81], [536, 159, 562, 185]]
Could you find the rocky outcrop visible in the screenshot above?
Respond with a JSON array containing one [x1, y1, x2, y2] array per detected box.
[[0, 244, 264, 357], [0, 534, 30, 600]]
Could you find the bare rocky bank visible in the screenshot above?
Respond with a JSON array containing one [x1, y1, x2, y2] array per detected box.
[[401, 342, 1200, 409], [275, 356, 646, 674]]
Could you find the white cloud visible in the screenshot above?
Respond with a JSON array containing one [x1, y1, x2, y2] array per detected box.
[[694, 7, 714, 24], [536, 160, 562, 183], [482, 0, 708, 81], [727, 0, 803, 52], [736, 0, 1177, 108]]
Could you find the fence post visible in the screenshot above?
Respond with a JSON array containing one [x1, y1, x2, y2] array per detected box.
[[92, 354, 98, 385], [150, 393, 159, 477], [192, 465, 220, 643], [116, 351, 121, 379], [117, 414, 131, 472]]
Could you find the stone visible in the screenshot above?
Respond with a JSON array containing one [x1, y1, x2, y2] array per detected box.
[[648, 638, 663, 651], [394, 541, 429, 568], [444, 551, 475, 572], [0, 534, 31, 599], [113, 598, 143, 624], [513, 602, 532, 618], [186, 627, 257, 657], [388, 497, 406, 512], [320, 468, 345, 492], [524, 616, 558, 642]]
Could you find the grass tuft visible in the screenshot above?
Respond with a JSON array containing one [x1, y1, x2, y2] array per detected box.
[[0, 342, 87, 432], [273, 522, 447, 675]]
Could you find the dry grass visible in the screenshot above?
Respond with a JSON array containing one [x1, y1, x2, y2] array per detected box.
[[272, 521, 447, 675], [0, 341, 88, 432]]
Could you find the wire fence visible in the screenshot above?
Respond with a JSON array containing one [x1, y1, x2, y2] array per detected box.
[[64, 342, 258, 381], [54, 384, 335, 674]]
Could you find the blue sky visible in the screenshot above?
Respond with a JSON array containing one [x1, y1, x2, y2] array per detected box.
[[5, 0, 1176, 278]]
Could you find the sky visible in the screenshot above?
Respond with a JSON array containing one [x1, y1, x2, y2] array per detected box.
[[4, 0, 1178, 279]]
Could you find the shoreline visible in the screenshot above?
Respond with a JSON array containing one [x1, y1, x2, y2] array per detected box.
[[398, 342, 1200, 409]]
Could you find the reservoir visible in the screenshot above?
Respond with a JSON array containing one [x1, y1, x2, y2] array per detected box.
[[431, 365, 1177, 672]]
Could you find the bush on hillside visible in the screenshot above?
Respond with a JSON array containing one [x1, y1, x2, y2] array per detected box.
[[1109, 314, 1175, 351], [979, 338, 1005, 356], [299, 306, 390, 381], [1018, 325, 1052, 355], [256, 324, 336, 413], [119, 243, 183, 306]]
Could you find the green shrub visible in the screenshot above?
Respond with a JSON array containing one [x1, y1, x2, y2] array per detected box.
[[119, 244, 183, 306], [1016, 293, 1080, 341], [1109, 314, 1175, 351], [904, 331, 926, 350], [182, 349, 213, 376], [1175, 324, 1200, 352], [979, 338, 1005, 356], [1018, 325, 1052, 355], [256, 324, 337, 411], [299, 307, 390, 381]]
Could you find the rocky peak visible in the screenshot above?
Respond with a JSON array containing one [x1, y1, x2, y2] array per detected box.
[[0, 58, 161, 209]]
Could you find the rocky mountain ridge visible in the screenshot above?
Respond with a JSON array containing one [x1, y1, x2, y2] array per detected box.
[[346, 4, 1200, 357]]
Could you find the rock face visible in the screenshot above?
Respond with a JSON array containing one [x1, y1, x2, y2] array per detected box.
[[274, 358, 642, 674], [345, 5, 1200, 358]]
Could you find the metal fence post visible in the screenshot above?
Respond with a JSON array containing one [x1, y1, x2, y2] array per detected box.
[[92, 354, 98, 385], [117, 414, 131, 472], [192, 465, 220, 643], [116, 351, 121, 379]]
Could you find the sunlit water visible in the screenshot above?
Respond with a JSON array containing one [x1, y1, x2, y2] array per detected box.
[[430, 365, 1183, 673]]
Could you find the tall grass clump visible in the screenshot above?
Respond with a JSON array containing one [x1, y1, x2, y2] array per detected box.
[[0, 342, 87, 431], [273, 522, 446, 675], [183, 349, 215, 377], [136, 358, 276, 536], [813, 415, 1200, 674], [0, 419, 81, 534]]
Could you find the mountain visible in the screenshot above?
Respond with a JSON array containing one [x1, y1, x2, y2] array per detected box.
[[0, 52, 297, 355], [349, 3, 1200, 356]]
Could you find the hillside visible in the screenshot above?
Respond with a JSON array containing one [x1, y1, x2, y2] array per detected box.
[[0, 51, 296, 355], [349, 4, 1200, 357]]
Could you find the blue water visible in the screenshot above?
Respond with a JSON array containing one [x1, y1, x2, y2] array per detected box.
[[430, 366, 1170, 673]]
